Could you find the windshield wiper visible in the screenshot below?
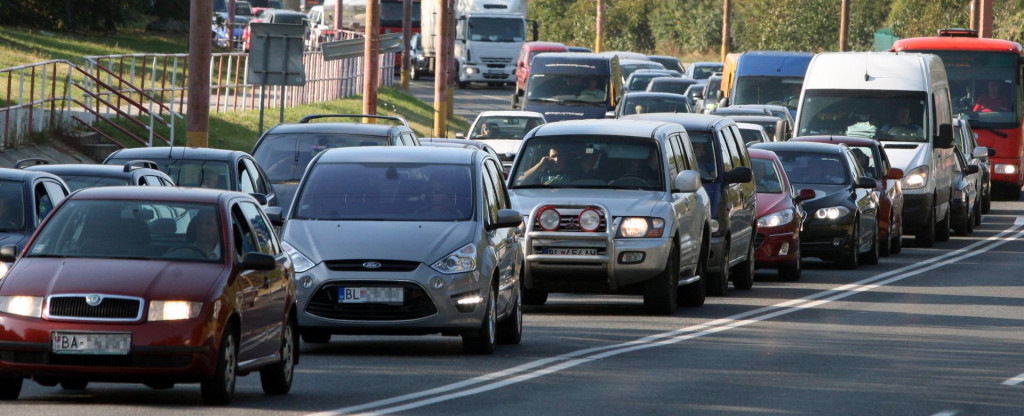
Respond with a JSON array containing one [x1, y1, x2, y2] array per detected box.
[[981, 127, 1009, 138], [511, 184, 558, 189], [527, 98, 561, 103]]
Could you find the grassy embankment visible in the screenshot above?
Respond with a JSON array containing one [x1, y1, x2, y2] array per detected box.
[[0, 25, 466, 151]]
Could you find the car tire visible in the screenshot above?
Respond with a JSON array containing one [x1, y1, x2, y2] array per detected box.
[[644, 241, 679, 315], [954, 203, 970, 236], [201, 325, 238, 405], [0, 376, 21, 400], [890, 225, 903, 255], [462, 284, 497, 354], [879, 215, 892, 257], [522, 287, 548, 306], [982, 187, 991, 213], [707, 240, 730, 296], [60, 380, 88, 390], [411, 64, 421, 81], [511, 90, 520, 109], [838, 223, 859, 270], [778, 256, 802, 281], [914, 201, 936, 248], [301, 330, 331, 344], [678, 236, 708, 307], [260, 316, 297, 395], [974, 200, 983, 227], [936, 202, 951, 242], [860, 225, 880, 265], [730, 241, 755, 291], [496, 282, 523, 345]]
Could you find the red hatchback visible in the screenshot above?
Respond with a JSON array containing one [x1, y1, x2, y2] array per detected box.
[[0, 187, 296, 405], [749, 149, 815, 280], [791, 136, 905, 256]]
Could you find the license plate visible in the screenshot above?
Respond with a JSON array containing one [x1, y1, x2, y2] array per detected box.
[[51, 332, 131, 355], [339, 287, 404, 304], [543, 248, 598, 255]]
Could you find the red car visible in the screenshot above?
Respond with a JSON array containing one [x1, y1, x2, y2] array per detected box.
[[512, 41, 569, 108], [749, 149, 815, 280], [0, 187, 296, 405], [791, 136, 905, 256]]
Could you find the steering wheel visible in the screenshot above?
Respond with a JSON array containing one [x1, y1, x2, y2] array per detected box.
[[887, 126, 918, 138], [609, 174, 651, 187], [165, 246, 208, 259]]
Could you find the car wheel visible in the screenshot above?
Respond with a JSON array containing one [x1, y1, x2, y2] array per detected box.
[[201, 325, 238, 405], [890, 224, 903, 255], [879, 215, 892, 257], [462, 284, 497, 354], [936, 200, 952, 242], [860, 224, 880, 265], [778, 256, 802, 281], [707, 240, 730, 296], [301, 330, 331, 344], [522, 287, 548, 306], [60, 380, 88, 390], [411, 64, 421, 80], [644, 241, 679, 315], [678, 236, 708, 307], [0, 376, 22, 400], [511, 90, 520, 109], [730, 241, 755, 291], [982, 187, 991, 214], [496, 281, 523, 345], [260, 316, 297, 395], [974, 200, 983, 227], [838, 224, 859, 270], [914, 201, 936, 248]]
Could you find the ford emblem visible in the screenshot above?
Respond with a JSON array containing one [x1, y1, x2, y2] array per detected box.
[[363, 261, 382, 269], [85, 294, 102, 306]]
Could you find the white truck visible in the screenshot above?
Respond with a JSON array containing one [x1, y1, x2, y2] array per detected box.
[[421, 0, 527, 88]]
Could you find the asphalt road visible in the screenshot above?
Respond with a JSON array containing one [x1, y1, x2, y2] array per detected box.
[[407, 77, 514, 131]]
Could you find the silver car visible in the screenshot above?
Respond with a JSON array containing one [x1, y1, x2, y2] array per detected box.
[[281, 147, 523, 354], [507, 119, 711, 314]]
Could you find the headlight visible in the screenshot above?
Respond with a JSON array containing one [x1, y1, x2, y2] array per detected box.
[[282, 241, 317, 273], [902, 166, 928, 189], [814, 206, 851, 220], [148, 300, 203, 321], [432, 243, 477, 274], [578, 208, 602, 232], [537, 207, 560, 231], [994, 164, 1017, 175], [466, 67, 478, 74], [618, 217, 665, 238], [0, 295, 43, 318], [757, 209, 795, 228]]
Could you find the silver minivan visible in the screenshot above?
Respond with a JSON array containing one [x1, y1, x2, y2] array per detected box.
[[281, 147, 523, 354]]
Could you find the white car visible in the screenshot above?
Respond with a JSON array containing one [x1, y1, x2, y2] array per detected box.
[[462, 111, 546, 171]]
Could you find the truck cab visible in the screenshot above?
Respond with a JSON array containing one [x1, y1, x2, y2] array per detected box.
[[453, 1, 527, 88]]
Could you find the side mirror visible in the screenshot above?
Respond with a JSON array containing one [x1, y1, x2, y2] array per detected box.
[[972, 146, 991, 159], [241, 252, 277, 271], [935, 123, 955, 149], [886, 168, 905, 180], [988, 147, 997, 157], [263, 206, 283, 226], [605, 111, 616, 119], [489, 209, 523, 231], [856, 176, 876, 189], [0, 245, 17, 263], [724, 166, 752, 184], [966, 164, 981, 175], [796, 188, 816, 202], [673, 170, 701, 193], [455, 132, 466, 139]]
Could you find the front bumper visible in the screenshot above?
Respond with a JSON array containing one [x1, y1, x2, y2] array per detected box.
[[460, 64, 515, 82], [754, 229, 799, 268], [799, 219, 856, 261], [901, 192, 934, 233]]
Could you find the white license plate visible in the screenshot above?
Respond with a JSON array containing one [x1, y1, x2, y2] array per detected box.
[[339, 287, 404, 304], [544, 248, 598, 256], [51, 332, 131, 355]]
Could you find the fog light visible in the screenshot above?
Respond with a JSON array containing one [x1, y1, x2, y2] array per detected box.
[[453, 292, 482, 312], [619, 252, 645, 264], [779, 242, 789, 256], [833, 238, 843, 247], [300, 275, 314, 289], [430, 276, 446, 289], [710, 219, 720, 233]]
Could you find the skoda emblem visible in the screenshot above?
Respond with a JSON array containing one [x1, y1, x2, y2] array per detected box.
[[363, 261, 382, 270], [85, 294, 102, 306]]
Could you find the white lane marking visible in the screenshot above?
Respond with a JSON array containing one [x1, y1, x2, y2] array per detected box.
[[309, 219, 1024, 416], [931, 411, 959, 416], [1003, 371, 1024, 386]]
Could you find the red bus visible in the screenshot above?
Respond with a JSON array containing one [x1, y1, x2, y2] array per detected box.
[[893, 29, 1024, 200]]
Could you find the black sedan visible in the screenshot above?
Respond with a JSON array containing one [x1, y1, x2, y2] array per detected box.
[[751, 141, 880, 269]]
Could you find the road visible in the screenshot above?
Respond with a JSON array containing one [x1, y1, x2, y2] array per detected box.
[[407, 77, 514, 130], [7, 89, 1024, 416]]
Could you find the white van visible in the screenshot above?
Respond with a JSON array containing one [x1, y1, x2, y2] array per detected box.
[[795, 52, 956, 247]]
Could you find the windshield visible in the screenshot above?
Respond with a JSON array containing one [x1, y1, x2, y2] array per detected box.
[[470, 116, 544, 140], [252, 134, 390, 182], [526, 74, 609, 105], [628, 73, 669, 91], [797, 89, 929, 143], [620, 96, 690, 115], [733, 76, 804, 111], [690, 64, 722, 80], [751, 157, 784, 193], [689, 131, 718, 181], [106, 158, 231, 190], [622, 62, 663, 80], [921, 51, 1019, 129], [468, 17, 524, 42], [27, 200, 223, 262], [62, 175, 130, 191], [737, 127, 766, 145], [0, 180, 25, 232], [703, 77, 722, 102], [380, 2, 421, 28], [651, 58, 684, 73], [295, 163, 473, 221], [510, 136, 663, 191], [773, 151, 850, 185], [648, 79, 695, 95]]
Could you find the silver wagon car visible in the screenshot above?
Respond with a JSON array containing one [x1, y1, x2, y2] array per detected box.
[[507, 119, 711, 314], [280, 147, 523, 354]]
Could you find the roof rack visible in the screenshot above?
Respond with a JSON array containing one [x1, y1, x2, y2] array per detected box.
[[14, 158, 51, 169], [298, 114, 410, 127], [938, 28, 978, 38], [123, 160, 160, 172]]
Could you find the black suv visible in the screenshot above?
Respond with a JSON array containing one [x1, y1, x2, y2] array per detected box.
[[251, 114, 419, 210], [627, 113, 757, 295], [24, 159, 174, 191]]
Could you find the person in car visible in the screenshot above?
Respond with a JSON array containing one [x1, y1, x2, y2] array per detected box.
[[578, 77, 605, 100], [973, 79, 1011, 112], [189, 210, 222, 260], [477, 122, 501, 140], [517, 145, 603, 185], [882, 106, 923, 137]]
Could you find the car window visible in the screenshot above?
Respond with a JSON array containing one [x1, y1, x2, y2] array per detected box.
[[728, 126, 749, 167], [251, 133, 391, 182], [238, 201, 278, 254], [484, 159, 510, 209], [849, 146, 878, 178], [775, 151, 850, 185], [509, 136, 662, 190], [34, 183, 53, 225], [751, 157, 784, 194], [481, 165, 500, 224], [716, 129, 735, 172], [231, 206, 258, 258], [105, 158, 232, 190], [238, 160, 257, 194], [243, 158, 270, 195], [0, 180, 26, 231], [665, 136, 681, 173]]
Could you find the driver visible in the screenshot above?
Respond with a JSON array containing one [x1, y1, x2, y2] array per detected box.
[[881, 106, 923, 138], [973, 80, 1011, 113], [188, 210, 221, 260], [477, 122, 500, 139], [517, 145, 590, 186]]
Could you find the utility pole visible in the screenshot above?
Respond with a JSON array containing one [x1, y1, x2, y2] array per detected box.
[[401, 0, 412, 91], [839, 0, 849, 52], [969, 0, 980, 32], [433, 0, 450, 137], [228, 0, 235, 50], [979, 0, 993, 38], [333, 0, 343, 33], [720, 0, 731, 62], [446, 0, 455, 123], [187, 0, 213, 147], [595, 0, 604, 53], [363, 0, 380, 119]]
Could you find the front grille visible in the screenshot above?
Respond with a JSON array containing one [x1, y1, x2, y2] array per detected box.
[[324, 260, 419, 272], [535, 214, 608, 232], [483, 73, 511, 79], [306, 281, 437, 321], [0, 351, 191, 368], [48, 295, 142, 321], [486, 64, 505, 69], [480, 57, 512, 64]]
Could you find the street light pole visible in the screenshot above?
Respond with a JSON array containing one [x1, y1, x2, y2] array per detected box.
[[433, 0, 450, 137]]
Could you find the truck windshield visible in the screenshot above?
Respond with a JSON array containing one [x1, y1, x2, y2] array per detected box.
[[798, 89, 929, 143], [510, 136, 663, 191], [733, 76, 804, 111], [922, 50, 1018, 129], [526, 74, 608, 105], [468, 17, 524, 42]]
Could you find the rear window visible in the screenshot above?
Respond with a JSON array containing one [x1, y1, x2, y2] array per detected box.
[[106, 158, 230, 190], [61, 175, 130, 191], [252, 133, 390, 182]]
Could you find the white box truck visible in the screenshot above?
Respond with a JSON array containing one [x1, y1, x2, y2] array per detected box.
[[795, 52, 957, 247], [421, 0, 527, 88]]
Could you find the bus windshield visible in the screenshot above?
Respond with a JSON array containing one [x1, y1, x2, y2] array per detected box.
[[923, 50, 1019, 129]]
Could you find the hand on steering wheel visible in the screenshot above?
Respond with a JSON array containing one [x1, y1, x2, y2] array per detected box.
[[610, 174, 651, 187]]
